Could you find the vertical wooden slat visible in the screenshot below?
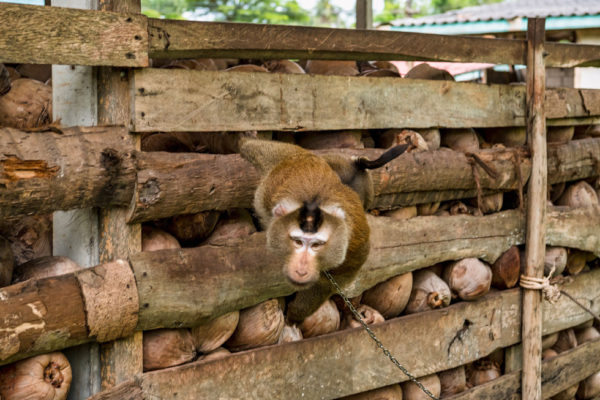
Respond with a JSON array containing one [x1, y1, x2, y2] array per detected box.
[[97, 0, 143, 390], [356, 0, 373, 29], [522, 18, 547, 400]]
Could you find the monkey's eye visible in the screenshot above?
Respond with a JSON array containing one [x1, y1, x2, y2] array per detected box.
[[311, 242, 324, 251], [292, 238, 303, 248]]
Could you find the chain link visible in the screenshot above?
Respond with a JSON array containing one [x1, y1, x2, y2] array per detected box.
[[323, 271, 439, 400]]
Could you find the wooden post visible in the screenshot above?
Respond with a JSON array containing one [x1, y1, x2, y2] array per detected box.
[[96, 0, 143, 390], [356, 0, 372, 29], [522, 18, 547, 400]]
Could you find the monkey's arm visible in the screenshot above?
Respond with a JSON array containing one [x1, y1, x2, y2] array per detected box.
[[286, 278, 334, 322], [239, 138, 308, 174]]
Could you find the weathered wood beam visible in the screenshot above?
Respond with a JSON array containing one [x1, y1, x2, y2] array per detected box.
[[546, 42, 600, 68], [88, 272, 600, 400], [0, 3, 148, 67]]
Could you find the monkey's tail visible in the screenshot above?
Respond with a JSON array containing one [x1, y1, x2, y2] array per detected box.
[[355, 143, 411, 170]]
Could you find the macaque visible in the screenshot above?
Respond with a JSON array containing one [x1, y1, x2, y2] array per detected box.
[[240, 139, 410, 321]]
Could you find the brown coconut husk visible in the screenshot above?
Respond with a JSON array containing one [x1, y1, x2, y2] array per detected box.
[[296, 130, 364, 149], [552, 329, 578, 353], [196, 347, 231, 362], [340, 304, 385, 330], [361, 69, 400, 77], [467, 360, 501, 387], [341, 384, 403, 400], [0, 63, 10, 95], [361, 272, 413, 318], [542, 333, 559, 351], [405, 270, 451, 314], [378, 129, 428, 152], [332, 294, 363, 315], [212, 59, 239, 70], [372, 61, 400, 75], [468, 192, 503, 214], [574, 124, 600, 139], [226, 299, 284, 351], [0, 214, 52, 266], [141, 226, 181, 251], [480, 127, 526, 147], [143, 329, 196, 371], [140, 132, 196, 152], [443, 258, 492, 301], [550, 182, 567, 203], [405, 63, 454, 81], [566, 249, 594, 276], [542, 348, 558, 360], [299, 299, 340, 338], [193, 130, 268, 154], [156, 211, 220, 247], [556, 181, 598, 208], [206, 209, 256, 245], [547, 126, 574, 144], [415, 128, 441, 150], [162, 59, 217, 71], [383, 207, 418, 220], [439, 366, 467, 397], [304, 60, 359, 76], [278, 322, 303, 344], [226, 64, 269, 73], [417, 202, 441, 216], [491, 246, 520, 289], [0, 236, 14, 287], [0, 352, 72, 400], [15, 64, 52, 83], [577, 372, 600, 399], [544, 247, 568, 277], [575, 326, 600, 344], [191, 311, 239, 353], [441, 129, 480, 152], [263, 60, 305, 74], [13, 256, 81, 283], [0, 78, 52, 129], [401, 374, 441, 400], [362, 134, 376, 148]]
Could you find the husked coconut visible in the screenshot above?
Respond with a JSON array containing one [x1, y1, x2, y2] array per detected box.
[[143, 329, 196, 371], [552, 329, 577, 353], [378, 129, 428, 152], [480, 127, 526, 147], [141, 132, 196, 152], [544, 247, 567, 277], [405, 270, 451, 314], [575, 326, 600, 344], [556, 181, 598, 208], [577, 372, 600, 399], [226, 299, 284, 351], [278, 322, 303, 344], [443, 258, 492, 301], [405, 63, 454, 81], [372, 61, 400, 75], [0, 214, 52, 265], [141, 226, 181, 251], [0, 236, 14, 286], [566, 249, 594, 275], [193, 131, 268, 154], [299, 299, 340, 338], [0, 79, 52, 129], [542, 332, 559, 351], [468, 192, 503, 214], [163, 59, 217, 71], [296, 131, 364, 149], [13, 256, 80, 283], [415, 128, 441, 150], [361, 272, 413, 318], [574, 124, 600, 139], [341, 384, 403, 400], [491, 246, 520, 289], [417, 202, 441, 216], [340, 304, 385, 330], [547, 126, 574, 144], [439, 366, 467, 397], [383, 207, 418, 220], [191, 311, 240, 353], [226, 64, 269, 73], [156, 211, 221, 246], [401, 374, 441, 400], [550, 182, 566, 203], [441, 129, 480, 152], [467, 360, 501, 386], [197, 347, 231, 362], [15, 64, 52, 82], [361, 69, 400, 77], [542, 348, 558, 360], [206, 209, 256, 245], [263, 60, 305, 74], [0, 352, 72, 400], [304, 60, 359, 76]]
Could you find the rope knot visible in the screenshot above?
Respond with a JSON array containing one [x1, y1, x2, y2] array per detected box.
[[519, 266, 561, 303]]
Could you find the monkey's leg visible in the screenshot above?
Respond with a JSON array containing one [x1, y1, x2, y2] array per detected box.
[[286, 279, 334, 323]]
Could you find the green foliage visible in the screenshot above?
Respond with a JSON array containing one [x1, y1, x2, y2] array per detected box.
[[430, 0, 503, 14]]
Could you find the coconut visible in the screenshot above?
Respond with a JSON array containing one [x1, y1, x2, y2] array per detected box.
[[439, 366, 467, 397], [225, 64, 269, 73], [372, 61, 400, 75], [378, 129, 428, 152], [574, 125, 600, 139], [417, 202, 441, 216], [491, 246, 520, 289], [140, 132, 196, 152], [441, 129, 480, 152], [0, 79, 52, 129], [342, 384, 403, 400], [304, 60, 359, 76], [405, 270, 451, 314], [550, 182, 566, 203], [547, 126, 574, 144], [445, 201, 471, 215], [542, 348, 558, 360], [577, 372, 600, 399], [401, 374, 441, 400], [552, 329, 578, 353], [0, 214, 52, 266], [278, 322, 303, 344], [163, 59, 217, 71], [362, 134, 376, 148], [0, 236, 14, 286], [193, 131, 267, 154], [143, 329, 196, 371], [404, 63, 454, 81], [13, 256, 81, 283], [156, 211, 220, 247], [556, 181, 598, 208], [296, 130, 364, 149], [383, 207, 418, 220], [206, 209, 256, 245], [263, 60, 305, 74], [0, 352, 71, 400], [15, 64, 52, 82], [299, 299, 340, 338], [341, 304, 385, 330], [542, 332, 559, 351], [361, 69, 400, 77], [480, 127, 526, 147], [361, 272, 413, 318], [544, 247, 568, 277], [6, 66, 21, 83], [332, 294, 363, 315], [226, 299, 284, 351], [469, 192, 503, 214], [211, 59, 238, 70], [467, 360, 501, 386], [191, 311, 239, 353], [415, 129, 441, 151], [575, 327, 600, 344], [486, 348, 505, 369], [0, 63, 10, 95], [141, 226, 181, 251], [566, 249, 593, 276], [197, 347, 231, 362], [443, 258, 492, 301]]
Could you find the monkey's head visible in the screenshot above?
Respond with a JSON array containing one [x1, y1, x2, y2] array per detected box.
[[267, 199, 349, 288]]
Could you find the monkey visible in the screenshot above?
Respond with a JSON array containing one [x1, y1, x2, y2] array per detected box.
[[239, 138, 411, 322]]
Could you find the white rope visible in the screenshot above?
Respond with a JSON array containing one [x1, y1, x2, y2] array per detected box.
[[519, 266, 561, 303]]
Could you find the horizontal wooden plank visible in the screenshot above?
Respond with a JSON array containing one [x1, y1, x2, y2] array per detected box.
[[0, 3, 148, 67], [132, 69, 600, 132], [148, 19, 526, 64], [90, 270, 600, 400], [546, 42, 600, 68]]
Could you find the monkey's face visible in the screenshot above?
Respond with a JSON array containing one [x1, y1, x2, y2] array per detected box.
[[267, 208, 349, 288]]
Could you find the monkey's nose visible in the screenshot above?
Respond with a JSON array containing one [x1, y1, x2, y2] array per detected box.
[[295, 269, 308, 277]]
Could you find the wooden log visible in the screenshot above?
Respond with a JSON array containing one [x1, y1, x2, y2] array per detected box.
[[0, 126, 136, 222], [0, 3, 148, 67], [88, 271, 600, 400], [522, 18, 547, 400]]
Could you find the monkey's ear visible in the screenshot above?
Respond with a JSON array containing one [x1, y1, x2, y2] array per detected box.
[[272, 199, 301, 217], [321, 204, 346, 220]]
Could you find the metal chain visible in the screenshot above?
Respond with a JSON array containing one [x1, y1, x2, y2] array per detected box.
[[323, 271, 440, 400]]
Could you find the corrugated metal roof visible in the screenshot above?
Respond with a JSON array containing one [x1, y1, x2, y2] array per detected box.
[[392, 0, 600, 27]]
